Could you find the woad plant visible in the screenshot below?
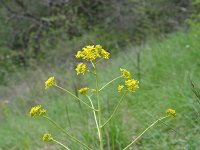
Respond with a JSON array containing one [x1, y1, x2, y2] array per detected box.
[[29, 45, 176, 150]]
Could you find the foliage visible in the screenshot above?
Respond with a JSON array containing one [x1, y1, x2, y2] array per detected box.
[[0, 26, 200, 149], [0, 0, 196, 84], [186, 0, 200, 26], [0, 0, 192, 58]]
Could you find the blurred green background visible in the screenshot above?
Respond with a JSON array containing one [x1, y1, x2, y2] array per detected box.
[[0, 0, 200, 149]]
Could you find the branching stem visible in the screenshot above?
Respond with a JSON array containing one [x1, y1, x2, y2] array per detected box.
[[101, 92, 127, 128], [54, 84, 99, 112], [92, 61, 103, 150], [43, 115, 92, 150], [87, 95, 100, 139], [99, 76, 122, 91], [52, 139, 71, 150], [123, 115, 169, 150]]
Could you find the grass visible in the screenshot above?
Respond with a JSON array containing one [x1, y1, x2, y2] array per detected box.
[[0, 26, 200, 150]]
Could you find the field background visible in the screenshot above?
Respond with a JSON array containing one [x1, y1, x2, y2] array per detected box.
[[0, 1, 200, 150]]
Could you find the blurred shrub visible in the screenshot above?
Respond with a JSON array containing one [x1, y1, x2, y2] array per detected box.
[[186, 0, 200, 26], [0, 0, 195, 84], [0, 0, 192, 55]]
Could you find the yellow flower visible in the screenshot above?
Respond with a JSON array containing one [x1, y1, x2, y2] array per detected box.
[[75, 51, 84, 58], [81, 45, 101, 61], [75, 63, 89, 75], [45, 76, 55, 89], [100, 49, 110, 59], [79, 87, 89, 95], [40, 109, 47, 116], [95, 45, 110, 59], [166, 108, 176, 117], [95, 44, 103, 51], [118, 85, 124, 92], [120, 68, 131, 79], [42, 133, 53, 142], [75, 44, 110, 61], [30, 105, 46, 117], [125, 79, 139, 92]]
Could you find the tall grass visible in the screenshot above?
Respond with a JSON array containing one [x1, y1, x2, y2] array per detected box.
[[0, 26, 200, 149]]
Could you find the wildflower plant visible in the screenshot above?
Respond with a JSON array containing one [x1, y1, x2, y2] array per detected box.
[[29, 44, 176, 149]]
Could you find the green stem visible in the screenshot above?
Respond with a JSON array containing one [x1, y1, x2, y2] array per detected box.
[[54, 84, 99, 112], [92, 61, 103, 150], [101, 92, 127, 128], [87, 95, 100, 139], [52, 139, 70, 150], [123, 115, 169, 150], [95, 58, 104, 64], [43, 116, 92, 150], [99, 76, 122, 91]]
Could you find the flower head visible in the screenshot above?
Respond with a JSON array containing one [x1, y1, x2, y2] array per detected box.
[[101, 49, 110, 59], [75, 44, 110, 61], [42, 133, 53, 142], [79, 87, 89, 95], [120, 68, 131, 79], [45, 76, 55, 89], [76, 45, 100, 61], [30, 105, 46, 117], [118, 85, 124, 92], [95, 44, 103, 51], [166, 108, 176, 117], [95, 45, 110, 59], [125, 79, 139, 92], [75, 63, 89, 75], [75, 51, 84, 58], [40, 109, 47, 116]]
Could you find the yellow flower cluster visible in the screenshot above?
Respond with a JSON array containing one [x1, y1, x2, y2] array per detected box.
[[120, 68, 131, 79], [118, 85, 124, 92], [166, 108, 176, 117], [79, 87, 89, 95], [75, 63, 89, 75], [45, 76, 55, 89], [125, 79, 139, 92], [42, 133, 53, 142], [30, 105, 46, 117], [118, 68, 139, 92], [75, 45, 110, 61]]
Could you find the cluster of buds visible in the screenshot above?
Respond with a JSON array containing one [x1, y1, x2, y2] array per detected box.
[[75, 45, 110, 75], [30, 105, 46, 117], [118, 68, 139, 92]]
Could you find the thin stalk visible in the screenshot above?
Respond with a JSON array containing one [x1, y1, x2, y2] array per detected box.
[[43, 116, 92, 150], [87, 95, 100, 139], [95, 58, 104, 64], [54, 84, 99, 112], [99, 76, 122, 91], [52, 139, 71, 150], [123, 115, 169, 150], [101, 92, 127, 128], [92, 61, 103, 150]]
